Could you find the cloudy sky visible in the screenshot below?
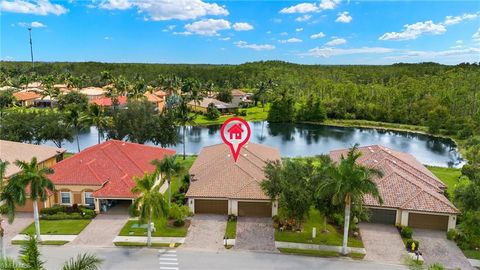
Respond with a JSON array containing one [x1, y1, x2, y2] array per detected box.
[[1, 0, 479, 64]]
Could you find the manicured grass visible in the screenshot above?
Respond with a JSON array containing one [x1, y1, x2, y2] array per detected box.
[[322, 119, 429, 134], [225, 219, 237, 239], [114, 242, 180, 248], [278, 248, 365, 259], [169, 155, 196, 194], [427, 166, 462, 194], [11, 240, 69, 245], [119, 218, 189, 237], [63, 152, 75, 159], [463, 249, 480, 260], [275, 208, 363, 248], [21, 220, 91, 235], [192, 105, 269, 126]]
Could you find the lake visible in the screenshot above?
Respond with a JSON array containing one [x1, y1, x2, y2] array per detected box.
[[43, 121, 464, 168]]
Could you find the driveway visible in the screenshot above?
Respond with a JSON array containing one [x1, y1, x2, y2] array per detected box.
[[235, 217, 274, 251], [360, 223, 406, 264], [3, 213, 33, 245], [183, 215, 226, 250], [414, 229, 475, 270], [68, 207, 129, 247]]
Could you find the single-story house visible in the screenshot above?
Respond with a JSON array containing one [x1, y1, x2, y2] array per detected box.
[[79, 87, 106, 101], [0, 140, 66, 212], [13, 91, 41, 107], [330, 145, 459, 231], [186, 143, 281, 217], [144, 92, 165, 111], [48, 140, 175, 213], [187, 97, 238, 114], [230, 89, 253, 107], [90, 96, 128, 107]]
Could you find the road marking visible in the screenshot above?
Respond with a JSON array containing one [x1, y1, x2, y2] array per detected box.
[[159, 267, 178, 270], [162, 254, 177, 257], [166, 250, 176, 253], [159, 258, 178, 261], [159, 262, 178, 265]]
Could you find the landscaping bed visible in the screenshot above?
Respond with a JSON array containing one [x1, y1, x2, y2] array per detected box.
[[11, 240, 69, 246], [40, 204, 96, 220], [21, 219, 91, 235], [278, 248, 365, 259], [119, 218, 189, 237], [114, 242, 180, 248], [225, 215, 237, 239], [274, 208, 363, 248]]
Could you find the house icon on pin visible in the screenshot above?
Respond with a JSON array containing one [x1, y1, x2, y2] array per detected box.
[[228, 123, 244, 140]]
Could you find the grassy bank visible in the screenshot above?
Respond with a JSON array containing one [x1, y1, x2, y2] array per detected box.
[[426, 166, 462, 194], [192, 105, 269, 126]]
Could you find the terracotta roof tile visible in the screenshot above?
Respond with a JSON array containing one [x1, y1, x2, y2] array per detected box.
[[91, 96, 127, 107], [13, 91, 41, 101]]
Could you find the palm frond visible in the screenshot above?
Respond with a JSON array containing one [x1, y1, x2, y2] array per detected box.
[[62, 253, 103, 270], [0, 257, 24, 270]]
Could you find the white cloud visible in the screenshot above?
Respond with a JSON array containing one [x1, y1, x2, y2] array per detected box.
[[185, 19, 230, 36], [98, 0, 228, 21], [279, 38, 303, 44], [384, 47, 480, 61], [173, 31, 192, 36], [335, 11, 352, 23], [280, 0, 340, 14], [325, 38, 346, 46], [295, 14, 312, 22], [280, 32, 288, 36], [162, 25, 176, 32], [456, 40, 463, 44], [379, 20, 446, 41], [443, 12, 479, 26], [104, 36, 112, 40], [310, 32, 326, 39], [233, 22, 253, 31], [219, 37, 231, 41], [0, 0, 68, 15], [296, 28, 303, 32], [234, 41, 275, 51], [473, 28, 480, 42], [302, 46, 394, 57], [18, 21, 46, 28]]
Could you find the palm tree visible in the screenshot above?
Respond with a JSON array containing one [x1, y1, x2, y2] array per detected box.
[[318, 145, 383, 255], [80, 104, 112, 144], [131, 172, 168, 247], [0, 234, 103, 270], [152, 155, 182, 208], [176, 98, 196, 160], [65, 105, 83, 152], [10, 157, 55, 242]]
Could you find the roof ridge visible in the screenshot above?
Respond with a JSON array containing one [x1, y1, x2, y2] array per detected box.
[[86, 162, 104, 184], [99, 143, 130, 178], [386, 159, 442, 191], [239, 146, 265, 172], [230, 180, 259, 197], [111, 141, 146, 175]]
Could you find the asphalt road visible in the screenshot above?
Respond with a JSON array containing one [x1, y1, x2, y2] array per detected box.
[[6, 245, 408, 270]]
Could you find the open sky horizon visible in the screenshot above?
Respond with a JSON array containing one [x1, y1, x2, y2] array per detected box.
[[1, 0, 479, 65]]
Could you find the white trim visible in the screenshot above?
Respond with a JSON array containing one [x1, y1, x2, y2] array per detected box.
[[60, 191, 72, 205]]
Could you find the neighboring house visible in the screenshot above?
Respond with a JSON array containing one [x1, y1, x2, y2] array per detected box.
[[48, 140, 175, 213], [330, 145, 459, 231], [53, 83, 72, 94], [21, 81, 42, 90], [79, 87, 106, 101], [13, 91, 41, 107], [231, 89, 252, 107], [0, 140, 65, 212], [90, 96, 128, 107], [186, 143, 281, 217], [144, 92, 165, 111], [188, 97, 237, 114]]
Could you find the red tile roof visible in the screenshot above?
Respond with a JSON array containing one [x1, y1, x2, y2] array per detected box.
[[330, 145, 458, 214], [91, 96, 128, 107], [13, 91, 41, 101], [49, 140, 175, 198]]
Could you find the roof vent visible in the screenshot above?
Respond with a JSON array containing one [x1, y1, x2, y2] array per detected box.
[[244, 154, 247, 157], [373, 159, 378, 163], [392, 160, 397, 164]]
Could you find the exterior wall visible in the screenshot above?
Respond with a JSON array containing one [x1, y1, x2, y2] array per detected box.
[[188, 198, 195, 214], [39, 157, 58, 168], [229, 200, 238, 216], [401, 210, 409, 226], [53, 184, 101, 206], [448, 215, 457, 230], [272, 200, 278, 216]]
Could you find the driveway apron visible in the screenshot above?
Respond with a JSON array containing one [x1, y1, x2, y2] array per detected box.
[[235, 217, 275, 251], [360, 223, 406, 264], [182, 214, 226, 251]]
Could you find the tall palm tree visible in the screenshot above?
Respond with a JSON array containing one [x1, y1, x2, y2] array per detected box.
[[65, 106, 83, 152], [9, 158, 55, 242], [131, 172, 168, 247], [176, 98, 196, 160], [152, 155, 182, 208], [0, 234, 103, 270], [318, 145, 383, 255], [80, 104, 112, 144]]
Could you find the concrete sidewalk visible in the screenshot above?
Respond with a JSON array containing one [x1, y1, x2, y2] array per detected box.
[[113, 236, 185, 244], [275, 241, 367, 254], [12, 234, 77, 242]]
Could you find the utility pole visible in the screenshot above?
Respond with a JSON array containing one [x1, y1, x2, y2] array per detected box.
[[28, 27, 34, 69]]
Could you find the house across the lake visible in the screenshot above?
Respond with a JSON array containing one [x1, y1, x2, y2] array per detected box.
[[0, 140, 65, 212], [187, 97, 238, 114], [186, 143, 280, 217], [330, 145, 459, 231], [48, 140, 175, 213]]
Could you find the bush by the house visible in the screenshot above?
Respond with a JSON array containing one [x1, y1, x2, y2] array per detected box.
[[206, 103, 220, 120], [40, 204, 96, 220], [446, 229, 460, 241], [401, 226, 413, 239], [238, 110, 247, 116], [228, 214, 237, 222], [405, 239, 420, 251], [172, 193, 186, 205], [168, 204, 190, 227], [178, 175, 190, 194]]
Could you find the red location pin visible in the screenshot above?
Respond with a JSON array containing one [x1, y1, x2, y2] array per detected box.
[[220, 117, 251, 162]]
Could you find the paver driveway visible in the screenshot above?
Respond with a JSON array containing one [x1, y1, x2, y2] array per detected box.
[[183, 214, 226, 250], [3, 213, 33, 245], [68, 205, 129, 247], [360, 223, 406, 264], [235, 217, 274, 251], [414, 229, 475, 270]]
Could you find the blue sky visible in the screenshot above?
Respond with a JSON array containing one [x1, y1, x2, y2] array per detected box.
[[1, 0, 479, 64]]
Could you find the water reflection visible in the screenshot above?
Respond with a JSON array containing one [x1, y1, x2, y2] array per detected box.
[[43, 121, 464, 168]]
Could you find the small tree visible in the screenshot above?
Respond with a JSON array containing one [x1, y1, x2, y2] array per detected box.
[[206, 103, 220, 120], [216, 88, 232, 103], [152, 155, 182, 208]]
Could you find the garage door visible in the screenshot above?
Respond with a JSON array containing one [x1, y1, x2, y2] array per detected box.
[[368, 208, 397, 224], [15, 199, 45, 212], [194, 199, 228, 215], [238, 201, 271, 217], [408, 213, 449, 231]]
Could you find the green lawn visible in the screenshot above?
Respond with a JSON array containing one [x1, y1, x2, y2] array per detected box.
[[119, 218, 188, 237], [323, 119, 429, 134], [426, 166, 462, 194], [463, 249, 480, 260], [278, 248, 365, 259], [114, 242, 180, 248], [11, 240, 68, 245], [21, 220, 91, 235], [225, 219, 237, 239], [275, 208, 363, 248], [169, 155, 196, 194], [192, 105, 269, 126]]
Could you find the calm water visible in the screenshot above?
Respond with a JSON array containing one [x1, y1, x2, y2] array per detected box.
[[43, 121, 464, 168]]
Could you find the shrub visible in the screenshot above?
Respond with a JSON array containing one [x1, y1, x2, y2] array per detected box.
[[239, 110, 247, 116], [401, 226, 413, 239], [405, 239, 420, 251], [172, 193, 186, 205], [168, 204, 190, 226], [446, 229, 459, 241], [39, 204, 96, 220], [40, 205, 66, 215], [428, 263, 445, 270], [206, 103, 220, 120], [329, 213, 344, 227], [228, 215, 237, 222]]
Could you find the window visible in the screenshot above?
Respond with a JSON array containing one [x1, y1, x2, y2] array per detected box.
[[60, 192, 71, 204], [84, 192, 94, 206]]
